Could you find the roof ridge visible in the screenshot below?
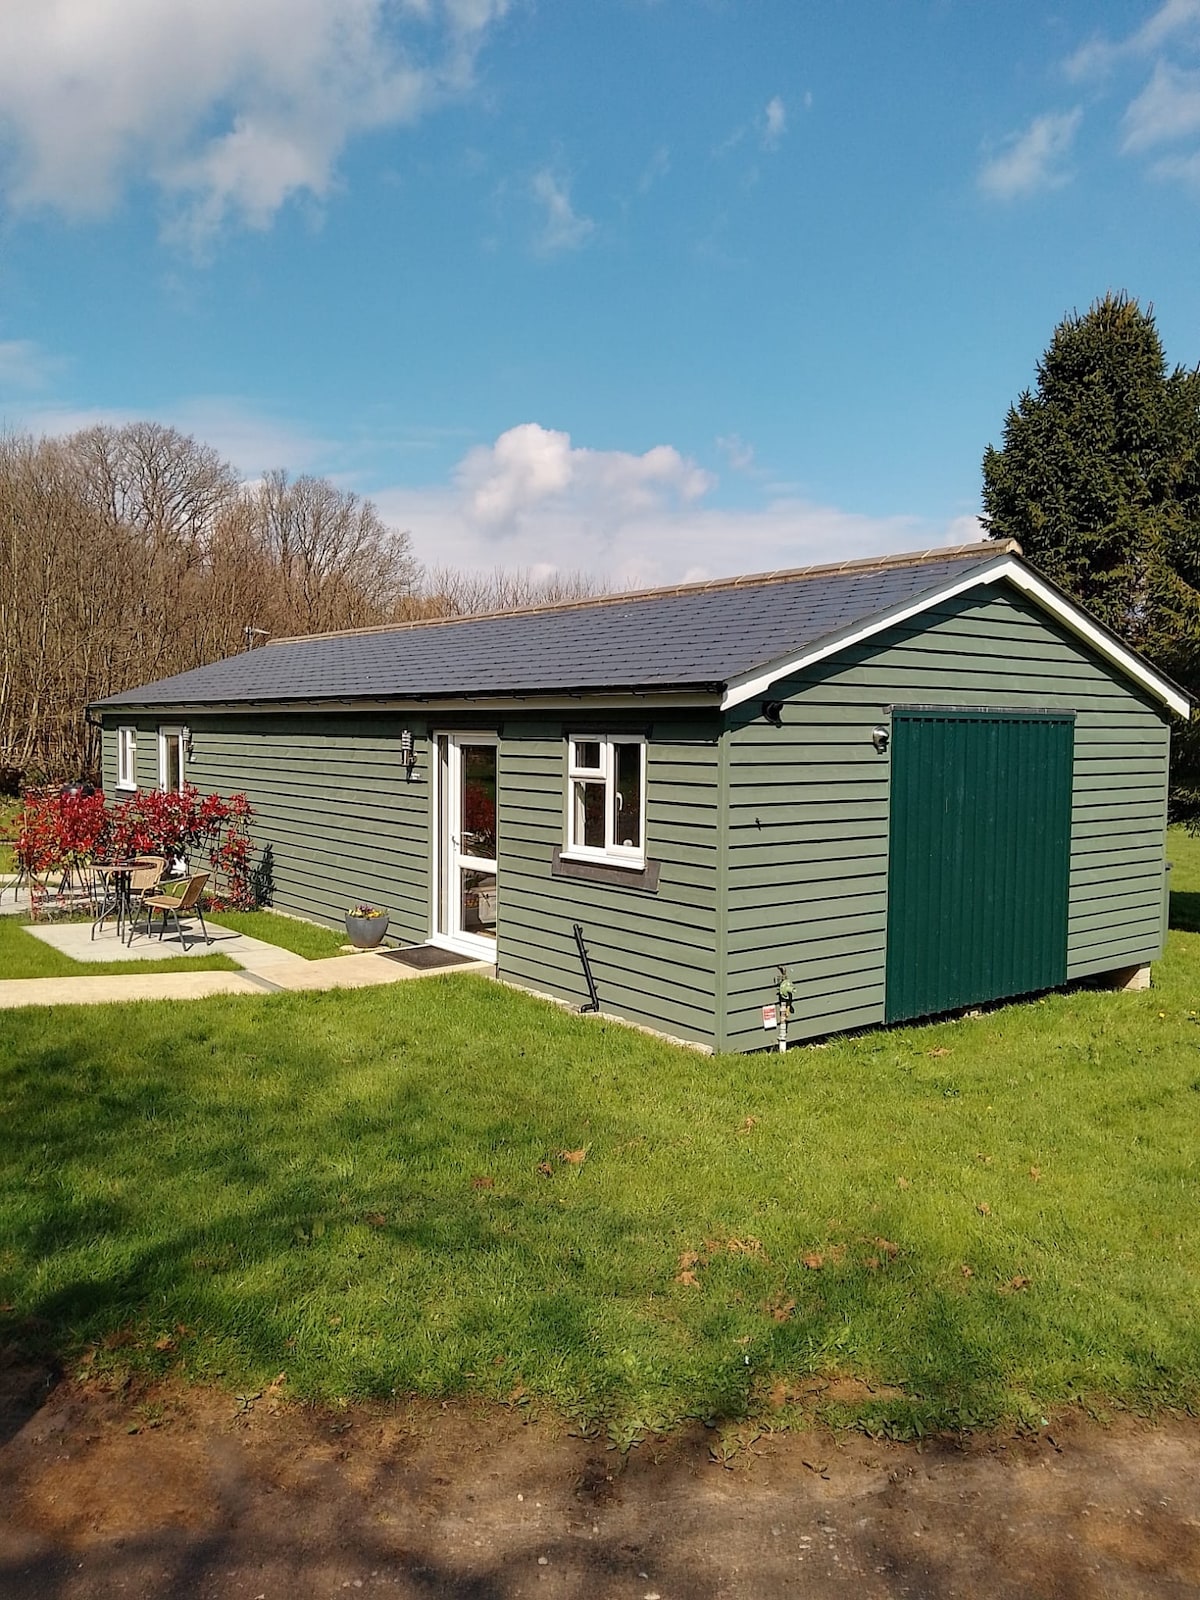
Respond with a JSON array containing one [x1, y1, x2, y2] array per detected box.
[[265, 538, 1022, 647]]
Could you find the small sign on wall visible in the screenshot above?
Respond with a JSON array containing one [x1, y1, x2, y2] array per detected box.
[[762, 1004, 777, 1029]]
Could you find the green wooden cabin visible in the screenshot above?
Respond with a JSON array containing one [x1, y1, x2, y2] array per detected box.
[[92, 540, 1190, 1052]]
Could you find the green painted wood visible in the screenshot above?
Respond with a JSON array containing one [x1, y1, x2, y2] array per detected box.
[[719, 585, 1170, 1050], [883, 710, 1073, 1023]]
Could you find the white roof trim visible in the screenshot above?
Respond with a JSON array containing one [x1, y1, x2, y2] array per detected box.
[[720, 555, 1192, 720]]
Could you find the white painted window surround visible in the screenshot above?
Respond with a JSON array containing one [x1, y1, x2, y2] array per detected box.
[[564, 735, 646, 867], [158, 726, 186, 792], [116, 727, 137, 790]]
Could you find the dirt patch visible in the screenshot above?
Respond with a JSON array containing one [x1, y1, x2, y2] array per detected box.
[[2, 1365, 1199, 1598]]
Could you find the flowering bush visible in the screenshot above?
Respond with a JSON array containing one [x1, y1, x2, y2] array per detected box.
[[346, 904, 385, 919], [17, 785, 258, 910]]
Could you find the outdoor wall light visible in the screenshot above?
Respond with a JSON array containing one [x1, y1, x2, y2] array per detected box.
[[761, 699, 785, 728], [182, 726, 194, 760], [871, 725, 890, 755], [399, 728, 416, 778]]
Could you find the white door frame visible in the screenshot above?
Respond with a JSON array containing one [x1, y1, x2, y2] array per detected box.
[[430, 731, 499, 959]]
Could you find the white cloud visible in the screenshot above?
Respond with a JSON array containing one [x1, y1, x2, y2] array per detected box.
[[978, 109, 1082, 199], [1067, 0, 1200, 80], [637, 144, 671, 194], [375, 421, 974, 586], [1, 394, 331, 477], [0, 0, 508, 243], [762, 95, 787, 151], [0, 338, 61, 390], [1149, 146, 1200, 185], [715, 432, 756, 472], [530, 169, 595, 254], [1123, 60, 1200, 150], [455, 423, 711, 530]]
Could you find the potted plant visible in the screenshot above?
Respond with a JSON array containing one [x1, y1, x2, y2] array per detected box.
[[344, 903, 389, 949]]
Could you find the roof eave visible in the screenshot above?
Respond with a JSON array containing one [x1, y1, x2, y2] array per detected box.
[[88, 682, 728, 715], [720, 555, 1193, 720]]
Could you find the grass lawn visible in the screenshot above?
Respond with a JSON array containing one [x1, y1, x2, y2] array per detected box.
[[0, 797, 19, 874], [208, 907, 348, 960], [0, 918, 239, 978], [0, 839, 1197, 1439]]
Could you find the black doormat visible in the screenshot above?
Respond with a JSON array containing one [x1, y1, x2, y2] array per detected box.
[[381, 945, 480, 970]]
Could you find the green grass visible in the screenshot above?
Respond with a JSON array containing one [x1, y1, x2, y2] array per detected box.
[[3, 894, 1200, 1437], [0, 918, 239, 978], [207, 907, 348, 960], [1168, 822, 1200, 932], [0, 798, 19, 874]]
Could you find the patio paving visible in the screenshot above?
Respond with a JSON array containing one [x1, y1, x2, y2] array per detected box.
[[0, 894, 494, 1009], [27, 916, 296, 967]]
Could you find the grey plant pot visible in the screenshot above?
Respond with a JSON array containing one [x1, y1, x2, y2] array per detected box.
[[344, 912, 389, 949]]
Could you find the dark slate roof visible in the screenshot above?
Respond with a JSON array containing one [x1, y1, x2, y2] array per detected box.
[[92, 543, 1014, 709]]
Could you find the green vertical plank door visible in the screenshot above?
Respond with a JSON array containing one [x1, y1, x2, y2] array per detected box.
[[885, 710, 1073, 1023]]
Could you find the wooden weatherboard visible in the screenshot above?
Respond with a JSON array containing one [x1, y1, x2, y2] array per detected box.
[[884, 708, 1074, 1023]]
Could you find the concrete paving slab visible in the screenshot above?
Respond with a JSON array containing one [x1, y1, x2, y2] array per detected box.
[[0, 971, 264, 1009], [25, 918, 301, 968]]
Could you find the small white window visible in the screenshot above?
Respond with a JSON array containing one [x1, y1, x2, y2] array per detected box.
[[159, 726, 186, 793], [565, 736, 646, 866], [116, 727, 138, 790]]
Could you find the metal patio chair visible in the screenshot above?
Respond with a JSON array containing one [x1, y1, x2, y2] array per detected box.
[[128, 870, 212, 951]]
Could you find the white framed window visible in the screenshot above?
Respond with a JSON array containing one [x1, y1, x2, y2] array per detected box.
[[158, 726, 186, 792], [565, 735, 646, 866], [116, 726, 138, 790]]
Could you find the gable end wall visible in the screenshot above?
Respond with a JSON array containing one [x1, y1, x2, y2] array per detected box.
[[720, 585, 1172, 1051]]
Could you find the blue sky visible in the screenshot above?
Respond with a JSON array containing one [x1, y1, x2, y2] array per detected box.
[[0, 0, 1198, 584]]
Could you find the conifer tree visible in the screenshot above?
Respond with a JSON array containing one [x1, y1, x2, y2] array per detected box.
[[981, 293, 1200, 816]]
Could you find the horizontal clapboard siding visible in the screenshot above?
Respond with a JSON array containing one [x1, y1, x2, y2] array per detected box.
[[496, 713, 722, 1048], [102, 711, 434, 941], [720, 586, 1171, 1052]]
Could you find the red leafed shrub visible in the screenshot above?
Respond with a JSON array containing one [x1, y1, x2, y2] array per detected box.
[[16, 790, 109, 874], [18, 785, 258, 909]]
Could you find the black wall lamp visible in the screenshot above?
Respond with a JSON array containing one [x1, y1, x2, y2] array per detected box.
[[871, 724, 890, 755], [762, 700, 785, 728]]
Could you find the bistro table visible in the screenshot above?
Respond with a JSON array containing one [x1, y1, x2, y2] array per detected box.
[[91, 860, 141, 941]]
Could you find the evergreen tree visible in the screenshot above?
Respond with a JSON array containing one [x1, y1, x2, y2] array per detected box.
[[981, 293, 1200, 816]]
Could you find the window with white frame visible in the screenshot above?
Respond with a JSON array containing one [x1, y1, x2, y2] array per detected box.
[[116, 726, 138, 790], [565, 736, 646, 865], [159, 726, 186, 792]]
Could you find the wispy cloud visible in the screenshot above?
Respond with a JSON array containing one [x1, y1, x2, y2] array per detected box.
[[637, 144, 671, 194], [0, 338, 62, 390], [530, 169, 595, 254], [716, 432, 756, 472], [978, 109, 1082, 199], [762, 95, 787, 151], [1067, 0, 1200, 81], [1122, 61, 1200, 151], [1061, 0, 1200, 195], [0, 0, 509, 248]]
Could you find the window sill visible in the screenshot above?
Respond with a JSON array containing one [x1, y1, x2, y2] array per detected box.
[[551, 848, 660, 893], [114, 783, 138, 793]]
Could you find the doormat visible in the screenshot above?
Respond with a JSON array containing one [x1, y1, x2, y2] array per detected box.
[[381, 945, 480, 970]]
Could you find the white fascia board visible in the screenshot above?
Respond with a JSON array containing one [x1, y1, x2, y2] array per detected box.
[[720, 556, 1192, 720]]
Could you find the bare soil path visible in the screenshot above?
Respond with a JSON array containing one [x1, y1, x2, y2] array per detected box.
[[2, 1365, 1198, 1599]]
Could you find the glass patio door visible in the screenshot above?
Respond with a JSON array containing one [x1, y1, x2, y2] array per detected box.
[[437, 734, 498, 958]]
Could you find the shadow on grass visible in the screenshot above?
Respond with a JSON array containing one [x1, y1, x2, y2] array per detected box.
[[0, 984, 1187, 1440], [1170, 889, 1200, 933]]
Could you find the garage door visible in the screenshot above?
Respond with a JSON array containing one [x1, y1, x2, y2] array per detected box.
[[884, 708, 1073, 1024]]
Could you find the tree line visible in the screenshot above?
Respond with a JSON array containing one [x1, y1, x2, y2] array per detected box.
[[0, 422, 600, 783]]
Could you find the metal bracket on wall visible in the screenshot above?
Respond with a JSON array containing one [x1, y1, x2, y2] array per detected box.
[[573, 922, 601, 1013]]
